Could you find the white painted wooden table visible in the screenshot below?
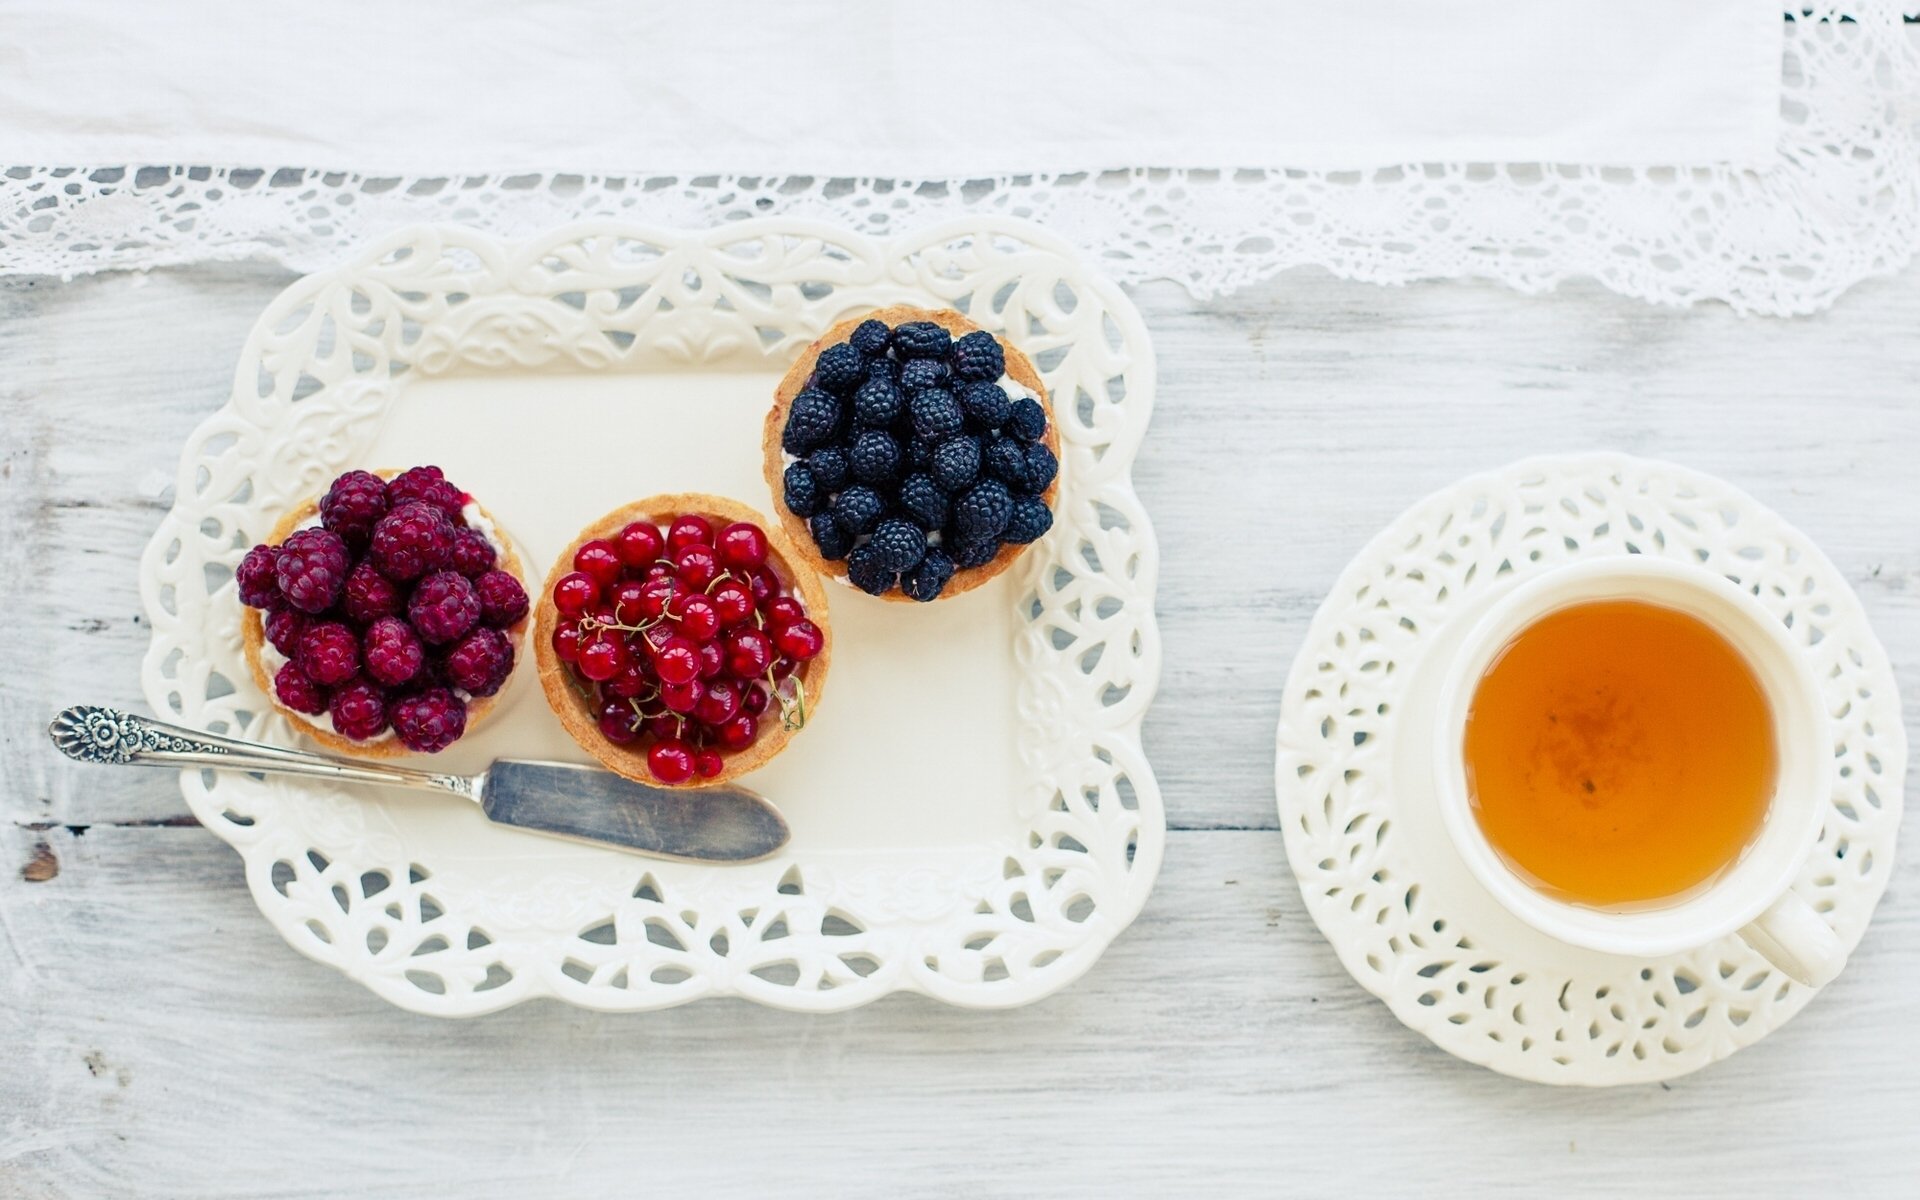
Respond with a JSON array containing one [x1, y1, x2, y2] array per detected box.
[[3, 259, 1917, 1198]]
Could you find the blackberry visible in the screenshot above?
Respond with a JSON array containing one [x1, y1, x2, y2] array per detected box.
[[867, 518, 927, 572], [813, 342, 868, 395], [984, 436, 1030, 491], [930, 435, 982, 493], [953, 479, 1013, 540], [898, 357, 949, 392], [807, 445, 852, 493], [900, 547, 957, 602], [390, 687, 467, 754], [809, 512, 853, 560], [831, 484, 884, 536], [906, 437, 934, 471], [910, 388, 964, 441], [891, 321, 952, 359], [852, 377, 903, 428], [897, 473, 949, 531], [958, 382, 1012, 431], [369, 502, 455, 583], [950, 330, 1006, 382], [782, 462, 824, 517], [849, 318, 891, 357], [319, 469, 389, 543], [1003, 497, 1054, 544], [1024, 443, 1059, 494], [1009, 397, 1048, 442], [235, 544, 282, 609], [276, 527, 352, 613], [845, 543, 896, 596], [781, 388, 841, 454], [949, 536, 1000, 570], [850, 429, 903, 485]]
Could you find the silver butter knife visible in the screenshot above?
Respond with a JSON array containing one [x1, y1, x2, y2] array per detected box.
[[48, 705, 789, 863]]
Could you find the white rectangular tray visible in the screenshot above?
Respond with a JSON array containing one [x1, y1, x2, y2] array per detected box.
[[140, 219, 1163, 1013]]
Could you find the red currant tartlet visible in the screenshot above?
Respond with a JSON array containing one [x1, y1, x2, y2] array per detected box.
[[238, 466, 530, 756], [532, 494, 832, 787], [763, 305, 1061, 603]]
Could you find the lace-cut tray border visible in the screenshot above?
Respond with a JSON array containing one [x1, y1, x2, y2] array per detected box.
[[1276, 452, 1904, 1085], [138, 218, 1164, 1015]]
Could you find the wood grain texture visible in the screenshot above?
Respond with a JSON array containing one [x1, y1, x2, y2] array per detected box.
[[3, 258, 1918, 1198]]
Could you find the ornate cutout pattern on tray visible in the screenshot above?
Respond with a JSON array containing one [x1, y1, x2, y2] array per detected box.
[[140, 219, 1162, 1014], [1276, 453, 1904, 1085]]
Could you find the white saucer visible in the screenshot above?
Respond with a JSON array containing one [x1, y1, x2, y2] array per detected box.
[[1275, 453, 1905, 1085]]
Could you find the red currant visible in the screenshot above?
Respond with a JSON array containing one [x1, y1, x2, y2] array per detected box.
[[762, 596, 805, 629], [696, 640, 724, 679], [598, 700, 641, 744], [716, 713, 758, 751], [551, 621, 583, 663], [774, 619, 825, 661], [574, 540, 622, 588], [604, 662, 652, 699], [666, 515, 714, 552], [724, 627, 773, 678], [674, 544, 718, 589], [655, 636, 701, 685], [694, 751, 724, 779], [710, 580, 755, 627], [614, 521, 664, 568], [660, 678, 704, 713], [677, 594, 720, 641], [746, 568, 776, 604], [741, 683, 771, 716], [638, 575, 679, 619], [577, 635, 628, 682], [769, 655, 797, 680], [644, 714, 683, 742], [694, 679, 742, 725], [552, 571, 598, 617], [715, 522, 769, 570], [611, 579, 651, 625], [648, 739, 695, 784]]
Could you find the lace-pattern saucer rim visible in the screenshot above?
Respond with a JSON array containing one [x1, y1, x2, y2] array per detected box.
[[1274, 451, 1904, 1085], [138, 217, 1165, 1016]]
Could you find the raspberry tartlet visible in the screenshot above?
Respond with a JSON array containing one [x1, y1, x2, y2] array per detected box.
[[763, 305, 1061, 602], [532, 494, 832, 787], [237, 466, 531, 756]]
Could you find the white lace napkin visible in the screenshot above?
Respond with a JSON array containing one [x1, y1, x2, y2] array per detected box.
[[0, 0, 1778, 173]]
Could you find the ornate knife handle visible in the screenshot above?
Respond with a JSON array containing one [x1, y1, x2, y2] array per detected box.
[[48, 705, 471, 797]]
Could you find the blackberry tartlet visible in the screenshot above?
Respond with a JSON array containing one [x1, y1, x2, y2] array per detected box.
[[238, 466, 530, 756], [532, 494, 831, 787], [763, 305, 1060, 602]]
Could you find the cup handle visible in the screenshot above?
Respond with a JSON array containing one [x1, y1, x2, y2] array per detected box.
[[1738, 890, 1845, 988]]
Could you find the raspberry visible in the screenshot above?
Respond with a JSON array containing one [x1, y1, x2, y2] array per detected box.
[[806, 446, 852, 493], [263, 608, 306, 656], [1009, 397, 1047, 442], [808, 512, 853, 560], [984, 436, 1030, 491], [274, 528, 351, 614], [319, 469, 389, 543], [949, 536, 1000, 570], [897, 473, 949, 531], [831, 485, 884, 536], [296, 620, 360, 686], [866, 518, 927, 572], [1024, 443, 1059, 494], [363, 616, 425, 687], [474, 569, 529, 627], [901, 546, 957, 601], [328, 679, 388, 741], [1003, 497, 1054, 545], [443, 626, 515, 697], [931, 435, 982, 493], [369, 501, 455, 581], [390, 688, 467, 753], [958, 382, 1012, 431], [898, 357, 949, 392], [386, 465, 463, 519], [909, 388, 964, 441], [343, 560, 403, 624], [450, 527, 496, 577], [849, 318, 891, 357], [782, 462, 823, 518], [849, 429, 901, 484], [781, 388, 841, 453], [812, 343, 868, 395], [408, 570, 481, 645], [846, 543, 895, 596], [950, 330, 1006, 382], [235, 544, 282, 608], [891, 321, 951, 359], [273, 661, 328, 715], [852, 377, 903, 428], [954, 479, 1013, 540]]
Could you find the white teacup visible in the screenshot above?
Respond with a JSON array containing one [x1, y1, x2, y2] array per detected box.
[[1433, 557, 1844, 987]]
